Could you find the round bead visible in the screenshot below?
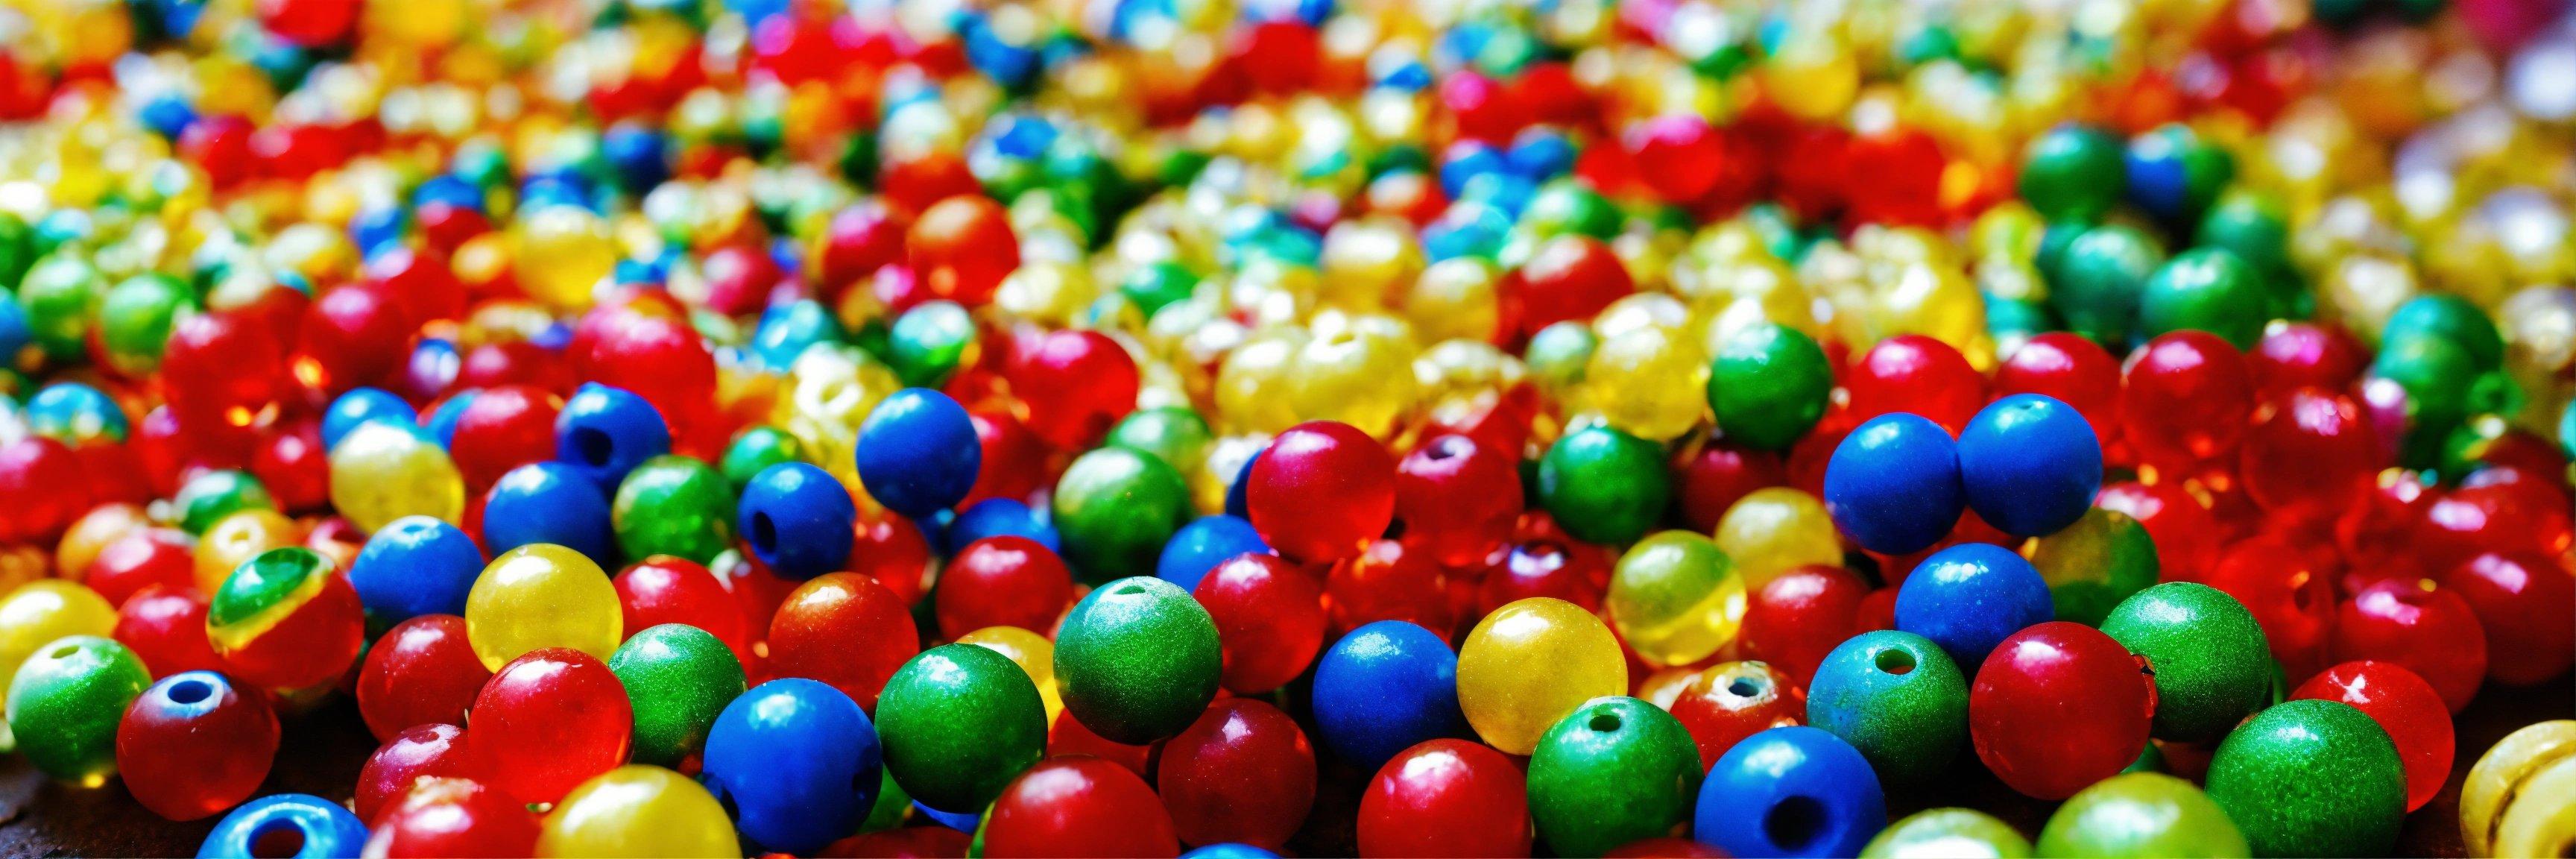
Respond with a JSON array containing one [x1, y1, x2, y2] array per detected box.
[[1806, 630, 1969, 784], [464, 544, 622, 670], [206, 547, 364, 692], [736, 462, 858, 579], [1863, 808, 2033, 858], [1358, 739, 1532, 858], [1955, 394, 2102, 539], [196, 794, 369, 859], [2021, 125, 2128, 222], [363, 775, 540, 858], [1706, 322, 1834, 450], [2291, 661, 2454, 812], [328, 421, 466, 533], [1606, 531, 1746, 667], [2462, 720, 2576, 857], [0, 581, 120, 697], [2025, 508, 2159, 626], [609, 456, 736, 564], [701, 678, 882, 853], [1155, 515, 1272, 592], [1052, 447, 1191, 583], [982, 757, 1181, 858], [1824, 414, 1966, 556], [1311, 620, 1465, 767], [766, 573, 918, 710], [1246, 421, 1398, 564], [349, 515, 485, 623], [608, 623, 747, 769], [1738, 565, 1871, 685], [1895, 543, 2053, 668], [353, 614, 490, 742], [2036, 772, 2250, 858], [555, 383, 672, 490], [1055, 576, 1221, 744], [1528, 696, 1704, 858], [1194, 552, 1328, 694], [2205, 699, 2408, 857], [853, 388, 982, 518], [481, 462, 616, 563], [116, 671, 277, 820], [540, 765, 739, 858], [877, 643, 1047, 813], [1456, 597, 1627, 756], [2141, 248, 2267, 349], [938, 535, 1076, 639], [1158, 699, 1316, 851], [467, 647, 633, 804], [1537, 424, 1673, 546], [1668, 661, 1805, 770], [356, 724, 470, 824], [2329, 577, 2488, 713], [1969, 622, 2153, 800], [1393, 434, 1522, 568], [2100, 582, 2272, 741], [1693, 726, 1887, 858], [1712, 487, 1844, 591], [6, 635, 149, 785]]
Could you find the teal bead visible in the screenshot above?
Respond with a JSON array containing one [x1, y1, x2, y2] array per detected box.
[[877, 644, 1049, 814], [1537, 425, 1672, 546], [610, 455, 738, 564], [1805, 630, 1969, 784], [2027, 508, 2160, 627], [2100, 582, 2270, 741], [97, 273, 195, 377], [1052, 447, 1191, 585], [2020, 125, 2129, 223], [2140, 248, 2266, 350], [888, 301, 977, 387], [16, 255, 104, 362], [1105, 406, 1213, 479], [607, 623, 748, 767], [721, 426, 806, 494], [2381, 294, 2504, 373], [1706, 322, 1834, 451], [1527, 696, 1703, 858], [1863, 808, 2033, 858], [1118, 262, 1200, 318], [2206, 700, 2406, 858], [174, 470, 277, 535], [1052, 576, 1220, 745], [1984, 295, 2059, 342], [4, 635, 150, 785], [2048, 224, 2167, 347], [2039, 772, 2250, 858]]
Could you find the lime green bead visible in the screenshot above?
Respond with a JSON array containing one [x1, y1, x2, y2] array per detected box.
[[2206, 700, 2405, 857], [1527, 321, 1597, 388], [888, 301, 977, 388], [1863, 808, 2033, 858], [608, 623, 748, 768], [1805, 630, 1969, 784], [2048, 224, 2166, 347], [1706, 322, 1833, 450], [2039, 772, 2250, 858], [1523, 181, 1624, 240], [1118, 262, 1200, 318], [2124, 741, 2165, 774], [1527, 696, 1705, 858], [721, 426, 806, 494], [174, 470, 277, 535], [1538, 425, 1672, 546], [2020, 125, 2128, 223], [877, 643, 1049, 814], [98, 274, 196, 377], [17, 255, 105, 362], [1052, 576, 1220, 745], [2027, 508, 2159, 627], [1052, 447, 1190, 585], [2140, 248, 2266, 350], [1106, 406, 1213, 479], [2100, 582, 2270, 741], [4, 635, 150, 785], [860, 768, 910, 834], [612, 455, 737, 564], [2381, 294, 2503, 373]]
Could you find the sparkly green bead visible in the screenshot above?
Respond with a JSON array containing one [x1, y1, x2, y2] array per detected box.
[[2369, 336, 2484, 469], [1805, 630, 1968, 784], [4, 635, 149, 785], [1706, 322, 1834, 451], [1052, 447, 1190, 585], [2140, 248, 2266, 350], [2381, 294, 2503, 373], [16, 255, 105, 362], [2205, 700, 2405, 858], [888, 301, 977, 388], [721, 426, 806, 495], [1118, 262, 1200, 318], [608, 623, 747, 768], [2027, 508, 2159, 627], [98, 273, 195, 377], [1863, 808, 2033, 858], [1538, 425, 1672, 546], [174, 470, 277, 535], [2100, 582, 2270, 741], [1527, 696, 1704, 858], [611, 455, 738, 564], [1052, 576, 1220, 745], [2039, 772, 2250, 858], [2019, 125, 2129, 224], [2048, 224, 2166, 347], [877, 643, 1048, 813], [1106, 406, 1213, 481], [1527, 321, 1597, 388]]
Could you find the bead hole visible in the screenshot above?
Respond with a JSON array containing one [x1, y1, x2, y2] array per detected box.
[[168, 679, 213, 705], [249, 820, 306, 858], [1875, 649, 1915, 676], [751, 512, 778, 554], [1589, 712, 1621, 732], [1728, 677, 1764, 697], [571, 427, 615, 466], [1764, 795, 1826, 851], [45, 644, 75, 660]]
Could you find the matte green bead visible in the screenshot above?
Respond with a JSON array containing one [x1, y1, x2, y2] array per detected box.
[[2039, 772, 2250, 858], [608, 623, 747, 767], [721, 426, 806, 494], [611, 455, 737, 564], [0, 213, 31, 290], [2381, 294, 2503, 373], [1538, 425, 1672, 546], [1706, 322, 1833, 451], [97, 273, 195, 377], [2019, 125, 2129, 223], [1528, 696, 1703, 858], [877, 643, 1049, 814], [174, 470, 277, 535], [1118, 262, 1200, 318], [1052, 576, 1220, 745], [2027, 508, 2159, 627], [2192, 194, 2299, 318], [888, 300, 977, 387], [16, 255, 104, 362], [1863, 808, 2033, 858], [2205, 700, 2405, 858], [1805, 630, 1968, 784], [2100, 582, 2270, 740], [1106, 406, 1213, 479], [2048, 224, 2166, 347], [1051, 447, 1191, 585], [2140, 248, 2266, 350], [4, 635, 149, 784]]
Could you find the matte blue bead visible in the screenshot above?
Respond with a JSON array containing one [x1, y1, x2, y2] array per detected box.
[[1311, 621, 1465, 767], [1155, 515, 1271, 591], [1956, 394, 2102, 538], [702, 679, 883, 854], [1894, 543, 2053, 667], [350, 515, 485, 621], [1824, 413, 1966, 555], [1693, 726, 1886, 859], [1223, 448, 1263, 520], [481, 462, 617, 565], [738, 462, 857, 579], [853, 388, 982, 519], [197, 793, 369, 859], [555, 383, 672, 491]]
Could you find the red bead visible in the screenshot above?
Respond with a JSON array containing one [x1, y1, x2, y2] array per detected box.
[[364, 775, 542, 857], [1157, 699, 1317, 850], [113, 585, 224, 679], [1846, 334, 1986, 435], [179, 116, 256, 189], [1474, 523, 1611, 620], [1195, 553, 1328, 694], [1395, 434, 1523, 568], [936, 536, 1074, 639], [1995, 333, 2123, 447], [1358, 738, 1533, 859], [83, 528, 195, 608], [767, 573, 920, 711], [458, 342, 575, 397], [584, 314, 718, 453], [981, 757, 1181, 858], [906, 195, 1018, 309], [1509, 236, 1632, 339], [2097, 480, 2222, 582], [821, 825, 973, 858], [297, 285, 411, 394], [252, 418, 330, 514], [1438, 71, 1527, 145], [713, 551, 798, 670], [257, 0, 361, 46], [116, 672, 278, 820], [1969, 621, 2154, 800], [2414, 471, 2575, 579], [962, 410, 1049, 508], [356, 614, 493, 743], [2330, 578, 2487, 713], [2250, 321, 2367, 397], [1672, 441, 1789, 533], [815, 204, 909, 299], [364, 248, 466, 327], [1005, 330, 1140, 450], [0, 437, 91, 544], [467, 648, 633, 804], [357, 723, 472, 822], [2291, 661, 2454, 812], [1325, 539, 1453, 643], [2119, 332, 2255, 468], [1623, 116, 1729, 204], [2443, 551, 2575, 685], [1739, 564, 1872, 685], [850, 516, 935, 606], [1669, 661, 1806, 770], [216, 567, 364, 693], [1046, 707, 1153, 778], [1248, 421, 1397, 564], [162, 315, 286, 437], [448, 386, 565, 494], [2239, 389, 2380, 523], [699, 243, 783, 318], [2202, 536, 2336, 682], [615, 556, 751, 662]]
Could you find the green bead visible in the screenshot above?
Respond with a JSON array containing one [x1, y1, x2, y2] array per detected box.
[[1527, 321, 1597, 388], [2027, 508, 2159, 626], [2140, 248, 2266, 350], [2099, 582, 2270, 740], [877, 643, 1049, 813], [2381, 294, 2503, 373], [1863, 808, 2033, 858], [2123, 740, 2165, 774], [1527, 696, 1704, 858], [174, 470, 277, 535], [2020, 125, 2129, 223], [2129, 125, 2235, 224], [1051, 447, 1190, 585], [2370, 336, 2482, 468], [2039, 772, 2250, 858], [1052, 576, 1219, 745], [4, 635, 149, 785], [98, 273, 195, 377], [888, 301, 977, 388], [1538, 425, 1672, 546], [1706, 322, 1833, 450], [860, 767, 909, 834], [2193, 194, 2299, 318], [1985, 295, 2059, 342], [2205, 700, 2405, 858], [0, 213, 32, 289], [1118, 262, 1200, 318], [611, 455, 737, 564], [721, 426, 806, 494], [1805, 630, 1968, 784], [1106, 406, 1213, 480], [2048, 224, 2166, 347], [607, 623, 747, 767], [17, 255, 105, 362], [1523, 181, 1624, 241]]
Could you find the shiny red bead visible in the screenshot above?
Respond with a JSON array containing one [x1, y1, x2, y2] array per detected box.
[[467, 648, 633, 805], [1669, 661, 1806, 770], [2415, 471, 2575, 579], [1995, 333, 2123, 447], [2097, 479, 2222, 582], [0, 436, 92, 544], [356, 723, 472, 823], [113, 585, 224, 679], [1195, 553, 1328, 694], [251, 418, 330, 514], [83, 528, 195, 608], [116, 672, 278, 821], [2443, 551, 2575, 685], [935, 536, 1074, 639], [162, 311, 290, 433], [982, 757, 1181, 858], [2330, 578, 2487, 713], [615, 556, 751, 661], [2202, 536, 2337, 682], [1509, 236, 1632, 340], [2119, 331, 2255, 468], [1358, 738, 1532, 858], [1249, 421, 1397, 564], [298, 284, 411, 394], [356, 614, 494, 743], [1671, 441, 1788, 533], [2250, 321, 2368, 397], [1846, 334, 1986, 435], [1969, 621, 2154, 800], [1395, 434, 1521, 569], [2291, 661, 2454, 812], [1474, 522, 1610, 620], [906, 195, 1019, 309], [2239, 388, 2380, 523], [766, 573, 920, 711], [1006, 330, 1140, 450], [850, 515, 935, 606], [962, 410, 1049, 509], [1158, 699, 1318, 850], [1326, 539, 1453, 643], [448, 385, 565, 494], [1739, 564, 1872, 685], [364, 776, 543, 857]]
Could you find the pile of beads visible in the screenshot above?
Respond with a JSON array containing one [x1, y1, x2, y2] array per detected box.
[[0, 0, 2568, 855]]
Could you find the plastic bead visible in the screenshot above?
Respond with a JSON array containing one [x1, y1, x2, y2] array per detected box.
[[195, 794, 369, 859], [1693, 726, 1887, 859], [1669, 661, 1805, 770], [556, 383, 672, 491], [768, 573, 919, 711], [356, 724, 470, 825], [1055, 576, 1221, 744], [0, 580, 119, 700], [2100, 582, 2271, 741], [608, 623, 746, 769], [2443, 551, 2575, 685], [465, 544, 622, 670], [364, 776, 540, 858], [1392, 435, 1518, 570], [1311, 620, 1466, 768], [1954, 394, 2102, 539], [853, 388, 982, 519], [1807, 630, 1969, 784], [354, 614, 490, 742], [482, 462, 617, 562], [1155, 515, 1272, 592], [1863, 808, 2033, 858], [328, 421, 466, 533], [938, 536, 1075, 640], [1894, 543, 2053, 668], [1158, 699, 1317, 850], [1969, 622, 2153, 800], [539, 765, 740, 858], [206, 547, 364, 693], [608, 456, 736, 565], [1606, 531, 1746, 667], [1247, 421, 1397, 564], [2205, 699, 2408, 857], [1527, 696, 1703, 857], [613, 557, 749, 662], [6, 635, 149, 785], [2461, 720, 2576, 858], [1712, 487, 1844, 590], [1053, 447, 1192, 582], [1739, 565, 1870, 685], [735, 462, 858, 579], [1537, 425, 1673, 546], [1358, 739, 1532, 859], [982, 757, 1181, 858], [1194, 552, 1328, 694], [876, 643, 1047, 814], [2330, 577, 2489, 713], [2036, 773, 2250, 858], [468, 648, 634, 805], [2024, 509, 2159, 627], [1456, 597, 1627, 756], [1825, 414, 1966, 556], [2292, 661, 2455, 812], [702, 678, 881, 853], [349, 516, 486, 623]]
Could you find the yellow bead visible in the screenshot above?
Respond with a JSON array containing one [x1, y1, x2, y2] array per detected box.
[[1713, 487, 1844, 591], [2463, 720, 2576, 857], [1456, 597, 1628, 755], [1404, 257, 1503, 344], [540, 765, 739, 858], [55, 503, 147, 582], [194, 509, 303, 596], [2496, 755, 2576, 859], [1319, 219, 1424, 310], [0, 580, 116, 752], [1761, 33, 1860, 122], [466, 544, 623, 671], [515, 206, 617, 312], [1289, 315, 1419, 438], [958, 626, 1064, 725], [1606, 531, 1746, 667], [1583, 324, 1708, 443], [1215, 329, 1306, 435], [327, 422, 466, 533]]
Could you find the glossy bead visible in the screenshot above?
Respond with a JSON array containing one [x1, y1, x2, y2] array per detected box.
[[323, 388, 418, 453], [702, 678, 881, 853], [539, 765, 740, 858], [350, 516, 486, 623], [1994, 333, 2122, 447], [1863, 808, 2033, 858], [2204, 699, 2407, 857], [2330, 577, 2487, 713], [1394, 434, 1521, 568], [2140, 249, 2267, 349], [556, 383, 672, 490], [1311, 620, 1465, 767], [609, 456, 735, 565], [613, 556, 748, 661], [1195, 552, 1328, 694], [206, 547, 364, 692], [1713, 487, 1843, 591], [982, 757, 1181, 858], [2462, 720, 2576, 857], [2119, 332, 2255, 468], [469, 648, 634, 805], [853, 388, 981, 519], [357, 723, 470, 824], [1155, 515, 1270, 593], [365, 775, 541, 858], [938, 535, 1074, 640], [1824, 414, 1966, 556], [1895, 543, 2053, 668], [175, 471, 278, 535], [1845, 336, 1986, 436], [1705, 322, 1834, 451], [1055, 576, 1220, 744], [82, 528, 193, 611], [1457, 597, 1627, 755], [197, 794, 370, 859], [329, 421, 467, 533], [2100, 582, 2270, 741], [736, 462, 858, 579], [767, 573, 918, 711], [1807, 630, 1968, 784], [2048, 224, 2165, 347], [1246, 421, 1397, 564], [876, 643, 1047, 814], [2036, 772, 2250, 858], [1955, 394, 2101, 538], [1358, 739, 1532, 859], [1052, 446, 1191, 582], [2443, 551, 2575, 685], [1007, 330, 1140, 451], [2201, 536, 2336, 681], [2291, 661, 2453, 812], [608, 623, 746, 768], [117, 673, 271, 816], [450, 385, 566, 494], [0, 438, 91, 546], [0, 579, 120, 696], [1515, 236, 1635, 338], [1538, 424, 1673, 546], [1969, 622, 2153, 800], [2025, 508, 2159, 627], [192, 510, 304, 596], [2241, 389, 2381, 523], [113, 585, 221, 681], [1606, 530, 1746, 667], [1529, 696, 1703, 857], [1158, 699, 1316, 850], [2021, 125, 2127, 222], [1693, 726, 1886, 859], [6, 635, 149, 785], [1739, 565, 1869, 685], [356, 614, 492, 741], [465, 544, 622, 670], [482, 462, 616, 563]]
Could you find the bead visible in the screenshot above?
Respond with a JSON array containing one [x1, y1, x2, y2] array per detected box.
[[465, 544, 622, 670], [357, 724, 470, 824], [1393, 434, 1521, 568], [1053, 447, 1191, 582], [83, 527, 195, 613], [2100, 582, 2271, 741], [1055, 576, 1221, 744], [1845, 336, 1986, 437], [1457, 597, 1627, 756], [609, 623, 746, 769], [1807, 630, 1968, 784], [540, 765, 741, 858], [2330, 577, 2487, 713], [982, 757, 1181, 858], [1693, 726, 1887, 859], [2036, 772, 2250, 858], [877, 643, 1047, 814], [196, 794, 369, 859], [2141, 249, 2267, 349], [1247, 421, 1397, 564], [482, 462, 617, 563], [2292, 661, 2454, 813], [354, 614, 490, 742], [1825, 414, 1966, 556], [1955, 394, 2102, 538], [322, 388, 417, 452], [2119, 332, 2255, 468], [1359, 739, 1532, 859], [1738, 564, 1870, 685], [192, 510, 304, 596], [329, 421, 466, 532], [2201, 536, 2336, 681], [2462, 720, 2576, 857], [2048, 224, 2166, 347], [175, 471, 277, 535], [767, 573, 918, 711], [853, 388, 981, 519], [1863, 808, 2033, 858], [1606, 530, 1746, 667], [2025, 508, 2159, 626], [206, 547, 364, 692], [2443, 551, 2575, 685], [1311, 620, 1465, 767], [702, 678, 881, 853], [613, 556, 749, 662], [469, 648, 634, 805], [556, 383, 672, 491], [2021, 125, 2127, 223], [0, 579, 119, 699], [1895, 543, 2053, 667], [1155, 515, 1270, 593], [2205, 699, 2408, 857], [1969, 622, 2153, 800], [364, 775, 541, 858], [609, 456, 736, 564], [1993, 333, 2121, 447], [113, 585, 222, 681], [1158, 699, 1316, 850], [6, 635, 149, 785], [1538, 424, 1673, 546], [736, 462, 858, 579], [1195, 552, 1328, 694], [1706, 322, 1834, 450], [1712, 487, 1843, 590], [938, 535, 1076, 639], [1528, 696, 1703, 857], [350, 515, 486, 623], [1006, 330, 1139, 450]]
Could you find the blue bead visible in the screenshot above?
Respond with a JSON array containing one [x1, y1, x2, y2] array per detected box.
[[1693, 726, 1886, 859], [1439, 141, 1509, 199], [702, 678, 883, 854], [350, 515, 486, 622], [197, 793, 369, 859], [1311, 621, 1465, 768], [481, 462, 617, 564], [0, 298, 31, 364], [411, 175, 483, 212], [555, 383, 672, 491], [425, 388, 476, 447], [1224, 448, 1263, 520], [1506, 129, 1578, 180], [1894, 543, 2053, 668], [1155, 515, 1270, 592], [748, 301, 845, 371], [738, 462, 857, 579], [323, 387, 418, 451], [1184, 844, 1283, 859], [27, 382, 127, 444], [348, 207, 408, 255], [140, 96, 198, 139], [948, 499, 1059, 553], [602, 123, 671, 195], [854, 388, 982, 519], [1823, 413, 1966, 556], [1803, 630, 1965, 782], [912, 799, 981, 832], [1955, 394, 2102, 538]]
